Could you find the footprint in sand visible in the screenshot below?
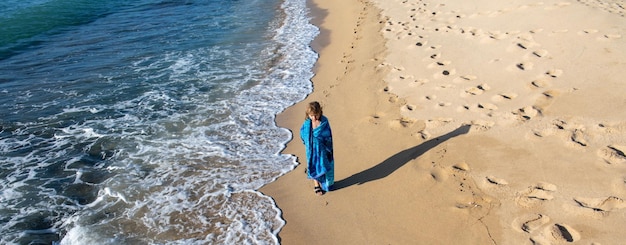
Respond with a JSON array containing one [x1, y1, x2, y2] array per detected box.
[[492, 92, 518, 102], [516, 182, 557, 207], [581, 29, 599, 34], [470, 120, 495, 131], [516, 62, 534, 71], [532, 127, 556, 138], [430, 167, 449, 182], [517, 32, 535, 42], [531, 78, 551, 88], [424, 94, 436, 101], [465, 86, 484, 95], [516, 106, 540, 120], [465, 83, 491, 95], [478, 102, 498, 111], [460, 74, 478, 81], [388, 117, 417, 130], [425, 118, 454, 128], [392, 65, 405, 72], [405, 104, 416, 111], [415, 78, 430, 85], [573, 196, 626, 213], [517, 215, 581, 243], [486, 176, 509, 186], [489, 31, 508, 40], [388, 94, 399, 103], [436, 102, 452, 108], [478, 83, 491, 90], [532, 49, 549, 58], [570, 129, 588, 147], [604, 33, 622, 39], [530, 28, 544, 34], [533, 90, 559, 114], [396, 74, 414, 81], [552, 121, 591, 148], [500, 92, 518, 100], [368, 114, 382, 125], [517, 42, 530, 50], [546, 69, 564, 78], [414, 129, 431, 140], [597, 144, 626, 165], [434, 69, 456, 78], [541, 90, 559, 99], [438, 60, 452, 66], [437, 84, 455, 90], [548, 120, 588, 147], [452, 162, 470, 172], [427, 60, 451, 69], [533, 223, 581, 243], [513, 213, 551, 233]]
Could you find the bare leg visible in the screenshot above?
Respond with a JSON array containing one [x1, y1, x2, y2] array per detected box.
[[313, 180, 323, 196]]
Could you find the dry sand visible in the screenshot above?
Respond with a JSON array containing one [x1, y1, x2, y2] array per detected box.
[[260, 0, 626, 244]]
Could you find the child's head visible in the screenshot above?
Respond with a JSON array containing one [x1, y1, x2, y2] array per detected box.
[[305, 101, 323, 120]]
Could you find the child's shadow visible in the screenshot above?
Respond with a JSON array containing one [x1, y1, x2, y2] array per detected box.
[[332, 125, 471, 191]]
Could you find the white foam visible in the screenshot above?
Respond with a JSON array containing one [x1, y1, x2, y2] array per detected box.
[[0, 188, 22, 202], [59, 225, 110, 245], [73, 169, 83, 184], [103, 187, 128, 204], [2, 0, 318, 244]]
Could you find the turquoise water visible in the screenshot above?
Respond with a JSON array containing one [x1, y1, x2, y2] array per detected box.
[[0, 0, 318, 244]]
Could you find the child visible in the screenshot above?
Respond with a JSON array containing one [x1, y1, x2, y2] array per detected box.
[[300, 101, 335, 195]]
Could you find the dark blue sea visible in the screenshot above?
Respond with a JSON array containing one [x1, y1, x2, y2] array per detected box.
[[0, 0, 318, 244]]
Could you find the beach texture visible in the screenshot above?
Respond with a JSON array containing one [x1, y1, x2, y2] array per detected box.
[[261, 0, 626, 244]]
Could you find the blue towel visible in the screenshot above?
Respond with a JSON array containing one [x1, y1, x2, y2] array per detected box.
[[300, 115, 334, 191]]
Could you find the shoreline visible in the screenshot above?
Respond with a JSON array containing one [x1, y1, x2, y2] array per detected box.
[[262, 0, 497, 243], [264, 0, 626, 244]]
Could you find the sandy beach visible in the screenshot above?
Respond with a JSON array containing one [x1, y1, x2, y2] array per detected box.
[[260, 0, 626, 244]]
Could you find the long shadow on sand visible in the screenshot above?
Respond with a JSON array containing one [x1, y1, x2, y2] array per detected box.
[[332, 124, 471, 191]]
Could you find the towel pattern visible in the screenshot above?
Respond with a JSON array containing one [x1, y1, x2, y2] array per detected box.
[[300, 116, 334, 191]]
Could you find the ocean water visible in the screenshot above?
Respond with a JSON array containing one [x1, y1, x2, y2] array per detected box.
[[0, 0, 318, 244]]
